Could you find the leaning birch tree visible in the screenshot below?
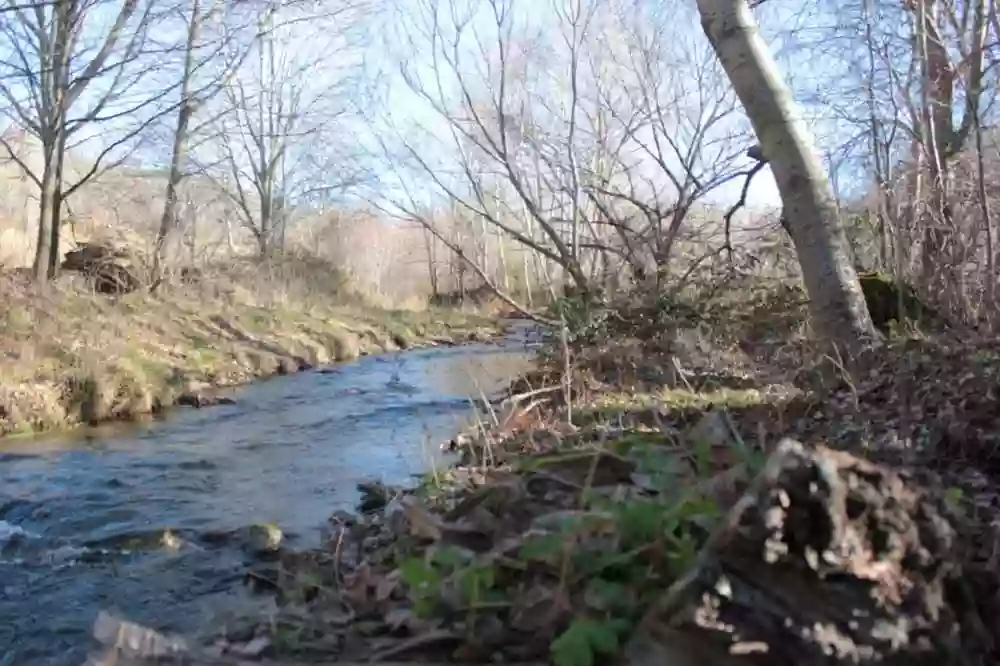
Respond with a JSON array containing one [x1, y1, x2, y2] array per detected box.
[[696, 0, 878, 349]]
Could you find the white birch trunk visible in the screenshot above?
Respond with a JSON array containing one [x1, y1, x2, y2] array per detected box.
[[697, 0, 877, 349]]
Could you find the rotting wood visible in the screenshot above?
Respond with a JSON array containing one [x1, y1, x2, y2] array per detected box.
[[627, 438, 990, 666]]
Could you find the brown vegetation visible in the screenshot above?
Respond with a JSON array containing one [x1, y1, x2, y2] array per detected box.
[[0, 260, 501, 439]]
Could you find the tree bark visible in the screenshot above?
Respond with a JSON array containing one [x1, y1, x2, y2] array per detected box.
[[697, 0, 877, 350], [34, 148, 59, 282], [46, 132, 67, 279], [908, 0, 986, 307], [629, 440, 990, 666], [152, 0, 203, 290]]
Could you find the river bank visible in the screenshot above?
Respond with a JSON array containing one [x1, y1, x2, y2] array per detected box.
[[172, 282, 1000, 666], [0, 269, 504, 439], [2, 334, 537, 666]]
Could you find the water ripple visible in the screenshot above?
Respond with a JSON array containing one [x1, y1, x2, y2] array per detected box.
[[0, 333, 536, 665]]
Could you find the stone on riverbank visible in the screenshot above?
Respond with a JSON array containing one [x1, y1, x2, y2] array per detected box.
[[246, 523, 284, 556]]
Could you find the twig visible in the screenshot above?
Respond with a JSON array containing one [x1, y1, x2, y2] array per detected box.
[[560, 316, 573, 427], [722, 146, 771, 265], [503, 385, 563, 406]]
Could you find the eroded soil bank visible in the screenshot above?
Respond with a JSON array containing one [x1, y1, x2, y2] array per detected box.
[[0, 272, 502, 439]]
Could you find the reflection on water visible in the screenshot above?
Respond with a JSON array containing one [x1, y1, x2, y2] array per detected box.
[[0, 323, 538, 665]]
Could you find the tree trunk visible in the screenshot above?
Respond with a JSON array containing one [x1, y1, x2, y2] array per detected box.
[[697, 0, 877, 350], [33, 157, 58, 282], [153, 102, 193, 285], [152, 0, 202, 289], [258, 213, 271, 258], [34, 133, 67, 282], [423, 227, 439, 297], [908, 0, 986, 307]]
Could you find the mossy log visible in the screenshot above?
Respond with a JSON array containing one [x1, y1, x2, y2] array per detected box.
[[858, 272, 938, 333]]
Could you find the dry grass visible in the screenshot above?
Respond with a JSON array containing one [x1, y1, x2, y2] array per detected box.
[[0, 263, 502, 438]]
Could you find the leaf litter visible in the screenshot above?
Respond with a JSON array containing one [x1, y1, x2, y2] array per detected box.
[[87, 285, 1000, 666]]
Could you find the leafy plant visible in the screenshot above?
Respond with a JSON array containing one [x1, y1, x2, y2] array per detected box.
[[399, 545, 504, 620], [551, 617, 630, 666], [398, 556, 444, 617]]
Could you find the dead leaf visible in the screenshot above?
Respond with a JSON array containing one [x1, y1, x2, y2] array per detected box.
[[521, 449, 636, 487], [375, 569, 400, 602], [91, 611, 188, 661], [509, 584, 571, 633], [230, 635, 271, 658], [382, 606, 436, 634], [401, 496, 445, 540], [369, 630, 463, 662]]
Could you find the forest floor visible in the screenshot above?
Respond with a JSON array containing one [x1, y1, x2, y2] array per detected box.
[[0, 263, 503, 440], [88, 275, 1000, 666]]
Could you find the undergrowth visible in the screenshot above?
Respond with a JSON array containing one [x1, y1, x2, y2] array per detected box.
[[88, 271, 1000, 665]]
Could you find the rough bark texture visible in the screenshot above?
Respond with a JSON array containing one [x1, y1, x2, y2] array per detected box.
[[697, 0, 878, 350], [629, 440, 993, 666]]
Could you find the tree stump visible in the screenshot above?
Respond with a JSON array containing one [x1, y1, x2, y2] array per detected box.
[[628, 439, 991, 666]]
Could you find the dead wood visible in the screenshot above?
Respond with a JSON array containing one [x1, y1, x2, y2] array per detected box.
[[630, 439, 990, 666]]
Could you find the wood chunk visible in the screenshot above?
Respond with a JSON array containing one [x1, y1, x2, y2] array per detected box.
[[630, 439, 986, 666]]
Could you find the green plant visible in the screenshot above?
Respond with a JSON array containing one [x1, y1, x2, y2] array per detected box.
[[551, 616, 630, 666], [392, 430, 729, 666], [398, 545, 504, 619]]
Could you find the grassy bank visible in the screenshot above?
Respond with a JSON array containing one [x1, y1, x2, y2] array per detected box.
[[185, 278, 1000, 666], [0, 268, 503, 439]]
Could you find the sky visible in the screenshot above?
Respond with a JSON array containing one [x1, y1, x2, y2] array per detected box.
[[0, 0, 934, 221], [363, 0, 870, 217]]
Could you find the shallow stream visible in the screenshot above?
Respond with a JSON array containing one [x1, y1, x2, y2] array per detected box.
[[0, 321, 538, 665]]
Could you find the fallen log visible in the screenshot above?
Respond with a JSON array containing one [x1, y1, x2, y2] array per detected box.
[[628, 438, 992, 666]]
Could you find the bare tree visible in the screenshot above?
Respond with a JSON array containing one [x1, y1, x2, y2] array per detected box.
[[198, 1, 371, 259], [0, 0, 169, 281], [908, 0, 989, 286], [793, 0, 1000, 324], [696, 0, 878, 349], [149, 0, 263, 286], [373, 0, 751, 311]]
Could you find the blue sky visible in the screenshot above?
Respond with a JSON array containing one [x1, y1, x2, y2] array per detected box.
[[0, 0, 941, 218], [363, 0, 878, 216]]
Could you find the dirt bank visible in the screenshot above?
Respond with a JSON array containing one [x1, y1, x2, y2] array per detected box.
[[0, 272, 502, 439]]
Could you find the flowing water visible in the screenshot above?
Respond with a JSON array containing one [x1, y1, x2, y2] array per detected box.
[[0, 321, 539, 665]]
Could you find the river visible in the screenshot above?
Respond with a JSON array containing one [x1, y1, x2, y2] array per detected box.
[[0, 321, 539, 665]]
